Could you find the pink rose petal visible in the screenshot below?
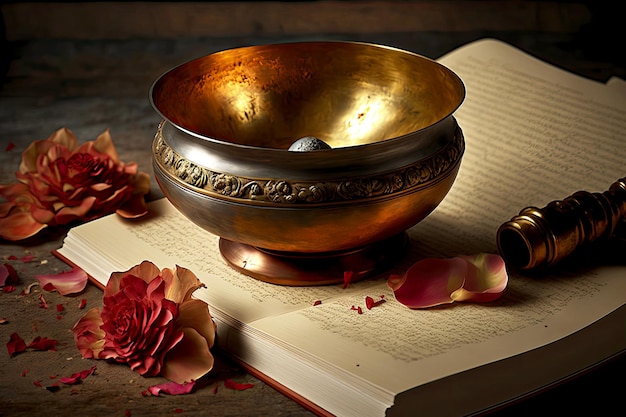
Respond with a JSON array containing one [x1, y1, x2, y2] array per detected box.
[[452, 253, 508, 303], [388, 254, 509, 309], [147, 380, 196, 396], [388, 257, 467, 308], [36, 267, 88, 295]]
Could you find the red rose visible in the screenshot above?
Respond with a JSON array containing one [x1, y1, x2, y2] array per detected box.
[[72, 261, 216, 384], [0, 128, 150, 240]]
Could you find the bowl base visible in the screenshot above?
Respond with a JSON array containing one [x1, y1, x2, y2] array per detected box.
[[219, 233, 408, 286]]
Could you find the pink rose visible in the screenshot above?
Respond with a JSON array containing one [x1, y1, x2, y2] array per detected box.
[[72, 261, 216, 384], [0, 127, 150, 240]]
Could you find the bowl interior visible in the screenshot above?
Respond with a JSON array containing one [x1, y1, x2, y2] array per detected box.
[[151, 41, 464, 150]]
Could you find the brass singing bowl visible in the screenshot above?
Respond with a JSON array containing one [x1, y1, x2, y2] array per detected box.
[[150, 41, 465, 284]]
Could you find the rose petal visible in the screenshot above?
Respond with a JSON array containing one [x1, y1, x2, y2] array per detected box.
[[0, 263, 20, 287], [161, 300, 216, 384], [388, 257, 467, 308], [342, 271, 354, 289], [36, 267, 88, 295], [59, 365, 97, 384], [72, 307, 106, 359], [452, 253, 508, 303], [106, 260, 160, 297], [0, 208, 47, 241], [54, 196, 97, 224], [7, 332, 27, 357], [147, 380, 196, 396], [224, 379, 254, 391], [161, 327, 214, 384], [28, 336, 58, 351]]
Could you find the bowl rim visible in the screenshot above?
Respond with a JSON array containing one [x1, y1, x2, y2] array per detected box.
[[149, 40, 466, 153]]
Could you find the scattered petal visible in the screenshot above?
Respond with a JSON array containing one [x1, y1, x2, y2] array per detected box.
[[349, 305, 363, 314], [59, 365, 97, 384], [7, 332, 27, 357], [2, 286, 16, 293], [38, 294, 48, 309], [224, 379, 254, 391], [20, 255, 35, 263], [147, 380, 196, 396], [28, 336, 58, 351], [0, 318, 8, 324], [56, 304, 65, 312], [21, 368, 30, 377], [365, 295, 385, 310], [5, 142, 16, 152], [313, 300, 322, 306], [342, 271, 354, 289], [33, 380, 42, 387], [452, 253, 508, 303], [36, 267, 88, 296], [78, 298, 87, 309], [0, 263, 20, 287], [388, 254, 508, 309], [388, 257, 467, 308]]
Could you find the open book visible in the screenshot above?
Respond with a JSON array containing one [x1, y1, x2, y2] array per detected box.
[[54, 39, 626, 417]]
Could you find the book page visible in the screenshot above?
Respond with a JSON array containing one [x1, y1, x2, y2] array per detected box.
[[57, 198, 383, 323], [243, 37, 626, 395], [410, 38, 626, 257]]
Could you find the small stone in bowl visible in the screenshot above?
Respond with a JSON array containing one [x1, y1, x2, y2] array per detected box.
[[288, 136, 332, 152]]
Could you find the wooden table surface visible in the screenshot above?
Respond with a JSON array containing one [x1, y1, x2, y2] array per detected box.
[[1, 2, 624, 416]]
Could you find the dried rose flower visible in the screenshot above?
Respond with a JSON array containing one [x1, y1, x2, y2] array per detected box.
[[0, 128, 150, 241], [72, 261, 216, 384]]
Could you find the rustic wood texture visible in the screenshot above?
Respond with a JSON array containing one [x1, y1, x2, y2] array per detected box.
[[0, 2, 624, 417]]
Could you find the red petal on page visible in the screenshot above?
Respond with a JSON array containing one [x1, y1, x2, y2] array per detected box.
[[224, 379, 254, 391], [56, 304, 65, 312], [7, 332, 27, 357], [342, 271, 354, 289], [0, 263, 20, 287], [365, 295, 385, 310], [451, 253, 508, 303], [147, 380, 196, 396], [388, 257, 467, 309], [28, 336, 58, 351], [79, 298, 87, 309], [36, 268, 88, 296]]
